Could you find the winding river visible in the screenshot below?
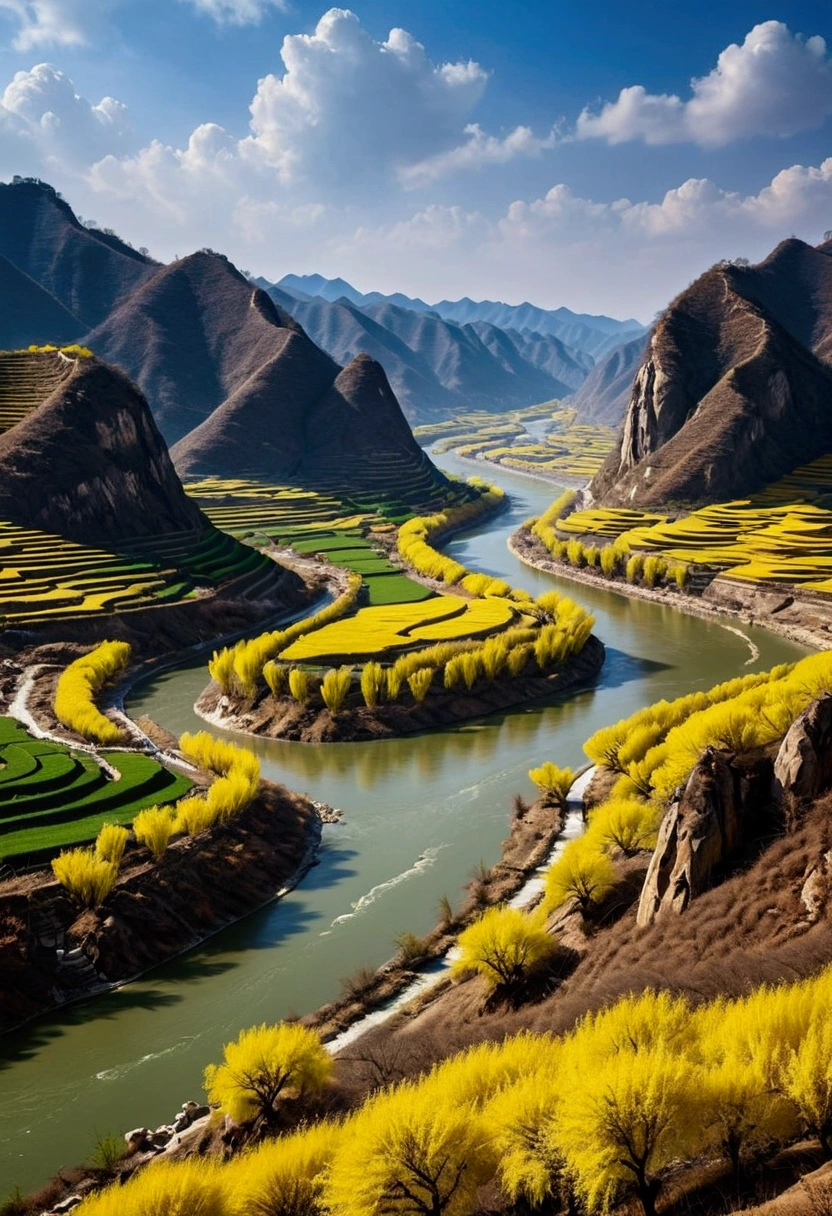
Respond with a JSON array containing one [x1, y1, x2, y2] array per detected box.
[[0, 455, 809, 1193]]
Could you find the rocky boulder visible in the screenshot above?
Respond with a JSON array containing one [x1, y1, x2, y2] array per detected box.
[[637, 748, 742, 927], [773, 694, 832, 817]]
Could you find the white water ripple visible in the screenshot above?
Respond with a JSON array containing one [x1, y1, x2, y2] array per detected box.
[[327, 845, 447, 930], [95, 1037, 198, 1082]]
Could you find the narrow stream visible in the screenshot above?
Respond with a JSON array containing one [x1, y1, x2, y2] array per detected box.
[[0, 456, 809, 1193]]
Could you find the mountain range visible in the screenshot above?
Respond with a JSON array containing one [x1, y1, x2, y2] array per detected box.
[[594, 237, 832, 506], [0, 179, 447, 496], [269, 273, 645, 422]]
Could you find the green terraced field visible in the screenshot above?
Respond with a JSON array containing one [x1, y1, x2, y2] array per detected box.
[[0, 718, 192, 866]]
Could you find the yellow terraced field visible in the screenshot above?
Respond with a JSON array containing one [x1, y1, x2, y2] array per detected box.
[[549, 453, 832, 592], [279, 594, 517, 662]]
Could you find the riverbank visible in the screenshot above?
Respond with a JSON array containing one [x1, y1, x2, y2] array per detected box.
[[0, 779, 321, 1034], [431, 444, 584, 488], [510, 524, 832, 652], [195, 634, 605, 743]]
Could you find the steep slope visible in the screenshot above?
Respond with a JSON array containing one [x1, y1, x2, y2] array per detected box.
[[469, 321, 591, 392], [593, 240, 832, 506], [265, 288, 458, 418], [86, 252, 304, 445], [0, 350, 205, 544], [173, 352, 442, 495], [0, 179, 155, 328], [569, 333, 648, 425], [0, 254, 84, 349]]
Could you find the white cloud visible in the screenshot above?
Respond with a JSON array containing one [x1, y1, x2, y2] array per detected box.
[[0, 0, 116, 49], [399, 122, 558, 189], [181, 0, 286, 25], [577, 21, 832, 147], [0, 63, 130, 165]]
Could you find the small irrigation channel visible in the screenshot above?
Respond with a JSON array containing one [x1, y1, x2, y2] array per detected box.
[[0, 454, 810, 1194]]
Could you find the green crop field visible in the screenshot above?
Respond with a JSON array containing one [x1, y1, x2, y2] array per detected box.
[[0, 717, 192, 866]]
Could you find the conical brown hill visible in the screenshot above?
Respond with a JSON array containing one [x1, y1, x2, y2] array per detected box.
[[593, 238, 832, 507], [0, 352, 205, 544], [86, 251, 305, 444], [171, 329, 340, 479], [306, 354, 440, 493]]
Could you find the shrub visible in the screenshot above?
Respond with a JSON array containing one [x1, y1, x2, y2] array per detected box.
[[544, 838, 616, 914], [72, 1160, 228, 1216], [589, 798, 660, 855], [528, 762, 574, 803], [360, 661, 385, 708], [133, 806, 176, 859], [52, 848, 117, 907], [452, 906, 555, 990], [54, 640, 131, 745], [263, 660, 286, 697], [204, 1022, 332, 1125], [395, 931, 429, 965], [625, 553, 644, 583], [174, 795, 217, 835], [385, 666, 403, 702], [600, 546, 618, 577], [321, 667, 352, 713], [95, 823, 129, 867], [289, 668, 313, 706], [643, 555, 667, 588], [672, 563, 689, 589], [566, 539, 584, 567], [408, 667, 434, 704]]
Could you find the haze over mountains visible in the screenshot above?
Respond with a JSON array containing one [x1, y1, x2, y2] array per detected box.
[[269, 272, 645, 421], [594, 237, 832, 506], [0, 179, 446, 494]]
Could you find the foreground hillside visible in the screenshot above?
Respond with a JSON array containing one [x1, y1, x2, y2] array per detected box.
[[594, 237, 832, 507]]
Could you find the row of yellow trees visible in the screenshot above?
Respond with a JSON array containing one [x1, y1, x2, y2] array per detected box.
[[50, 733, 261, 905], [397, 485, 506, 589], [53, 640, 131, 745], [252, 591, 594, 715], [209, 571, 364, 696], [77, 964, 832, 1216]]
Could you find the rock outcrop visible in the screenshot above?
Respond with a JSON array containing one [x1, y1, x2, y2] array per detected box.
[[593, 239, 832, 506], [637, 748, 742, 927], [773, 693, 832, 811]]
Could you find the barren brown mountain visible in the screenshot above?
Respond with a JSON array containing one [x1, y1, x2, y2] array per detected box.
[[593, 238, 832, 506], [0, 351, 205, 544]]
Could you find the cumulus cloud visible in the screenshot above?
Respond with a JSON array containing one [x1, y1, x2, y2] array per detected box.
[[577, 21, 832, 147], [181, 0, 286, 24], [399, 122, 558, 188], [0, 0, 116, 49], [0, 63, 130, 165]]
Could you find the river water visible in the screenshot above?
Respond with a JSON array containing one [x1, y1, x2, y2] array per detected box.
[[0, 456, 808, 1193]]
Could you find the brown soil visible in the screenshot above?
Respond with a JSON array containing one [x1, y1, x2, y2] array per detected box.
[[0, 781, 320, 1033], [195, 634, 605, 743]]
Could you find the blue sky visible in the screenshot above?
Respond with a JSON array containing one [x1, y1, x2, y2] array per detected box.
[[0, 1, 831, 318]]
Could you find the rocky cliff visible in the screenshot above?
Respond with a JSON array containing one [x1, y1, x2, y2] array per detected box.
[[593, 240, 832, 506]]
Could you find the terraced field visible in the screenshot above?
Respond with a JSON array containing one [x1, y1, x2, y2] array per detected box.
[[0, 347, 77, 434], [416, 404, 616, 481], [0, 717, 192, 866], [549, 453, 832, 593], [0, 521, 274, 626], [185, 479, 449, 608]]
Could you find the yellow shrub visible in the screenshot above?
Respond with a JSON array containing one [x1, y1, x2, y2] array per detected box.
[[528, 762, 574, 801], [544, 837, 616, 914], [75, 1159, 228, 1216], [408, 667, 434, 704], [321, 666, 353, 713], [95, 823, 128, 867], [52, 848, 117, 907], [205, 1022, 332, 1124], [133, 805, 176, 859], [453, 906, 555, 990]]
